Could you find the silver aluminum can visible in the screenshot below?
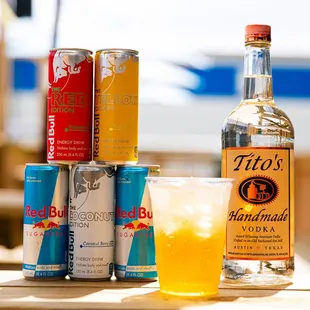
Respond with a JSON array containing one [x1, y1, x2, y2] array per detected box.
[[68, 163, 116, 281]]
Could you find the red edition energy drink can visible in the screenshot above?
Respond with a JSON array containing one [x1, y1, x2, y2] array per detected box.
[[47, 48, 93, 164]]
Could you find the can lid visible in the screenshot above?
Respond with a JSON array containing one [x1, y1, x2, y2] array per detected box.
[[72, 162, 115, 168], [245, 24, 271, 44], [117, 164, 160, 168], [96, 48, 139, 55], [26, 163, 69, 169], [50, 48, 93, 54], [26, 163, 68, 166]]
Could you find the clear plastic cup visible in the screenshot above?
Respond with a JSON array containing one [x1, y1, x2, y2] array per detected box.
[[146, 177, 234, 297]]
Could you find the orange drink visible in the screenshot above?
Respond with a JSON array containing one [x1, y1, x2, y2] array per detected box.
[[146, 177, 233, 297]]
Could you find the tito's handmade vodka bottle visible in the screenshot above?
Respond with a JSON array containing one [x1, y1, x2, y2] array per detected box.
[[221, 25, 294, 285]]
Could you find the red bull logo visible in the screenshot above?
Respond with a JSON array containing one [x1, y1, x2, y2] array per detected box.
[[116, 206, 152, 233], [115, 206, 152, 220], [100, 54, 128, 82], [25, 218, 65, 237], [26, 205, 66, 235], [52, 50, 91, 84], [32, 221, 45, 229], [122, 222, 135, 230], [122, 221, 150, 231], [117, 219, 152, 239], [47, 221, 60, 229], [136, 222, 150, 230], [47, 115, 55, 160], [26, 219, 62, 237], [32, 220, 60, 230], [26, 205, 67, 219]]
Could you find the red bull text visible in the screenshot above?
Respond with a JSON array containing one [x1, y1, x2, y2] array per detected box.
[[47, 48, 93, 164], [115, 165, 160, 281], [23, 164, 69, 280], [68, 164, 116, 281]]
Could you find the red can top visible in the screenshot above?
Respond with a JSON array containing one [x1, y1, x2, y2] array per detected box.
[[245, 24, 271, 43]]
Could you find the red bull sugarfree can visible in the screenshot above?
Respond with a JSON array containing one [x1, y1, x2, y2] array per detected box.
[[68, 164, 116, 281], [47, 48, 93, 164], [115, 165, 160, 281], [23, 164, 69, 280]]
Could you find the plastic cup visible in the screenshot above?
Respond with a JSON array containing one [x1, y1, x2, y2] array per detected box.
[[146, 177, 234, 297]]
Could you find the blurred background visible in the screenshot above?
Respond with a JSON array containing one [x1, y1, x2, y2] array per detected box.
[[0, 0, 310, 268]]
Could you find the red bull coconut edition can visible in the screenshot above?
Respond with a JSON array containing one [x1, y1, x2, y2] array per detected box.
[[47, 48, 93, 164], [23, 164, 69, 280], [115, 165, 160, 281], [68, 164, 116, 281]]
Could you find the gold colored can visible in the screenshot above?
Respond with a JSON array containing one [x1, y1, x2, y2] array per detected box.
[[94, 48, 139, 165]]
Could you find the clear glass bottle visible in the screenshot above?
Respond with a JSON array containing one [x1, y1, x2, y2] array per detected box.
[[221, 25, 294, 285]]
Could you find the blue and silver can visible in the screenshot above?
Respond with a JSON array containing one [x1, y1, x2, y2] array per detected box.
[[115, 165, 160, 281], [23, 164, 69, 280]]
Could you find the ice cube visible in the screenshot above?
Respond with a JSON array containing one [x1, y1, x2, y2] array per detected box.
[[195, 232, 212, 238], [197, 219, 213, 230], [184, 204, 195, 215]]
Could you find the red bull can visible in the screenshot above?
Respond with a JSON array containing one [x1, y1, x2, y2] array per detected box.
[[23, 164, 69, 280], [68, 164, 116, 281], [115, 165, 160, 281], [93, 48, 139, 165], [47, 48, 93, 164]]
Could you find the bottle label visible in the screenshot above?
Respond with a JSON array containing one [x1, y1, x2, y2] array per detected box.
[[222, 147, 294, 260]]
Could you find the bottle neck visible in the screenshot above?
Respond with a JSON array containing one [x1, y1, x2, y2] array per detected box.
[[243, 43, 274, 102]]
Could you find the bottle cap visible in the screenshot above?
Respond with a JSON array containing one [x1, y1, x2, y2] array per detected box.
[[245, 24, 271, 43]]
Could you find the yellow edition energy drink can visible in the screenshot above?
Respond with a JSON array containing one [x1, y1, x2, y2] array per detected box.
[[94, 49, 139, 165]]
